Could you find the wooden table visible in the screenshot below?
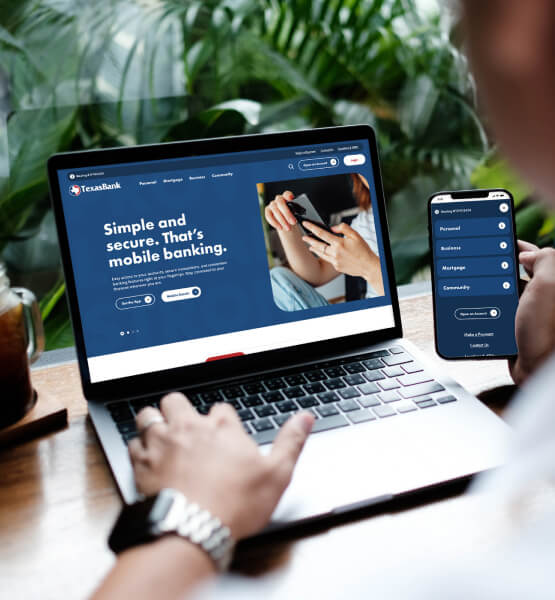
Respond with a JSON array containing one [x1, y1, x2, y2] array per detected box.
[[0, 294, 514, 599]]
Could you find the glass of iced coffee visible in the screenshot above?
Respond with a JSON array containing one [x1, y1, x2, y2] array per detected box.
[[0, 262, 45, 428]]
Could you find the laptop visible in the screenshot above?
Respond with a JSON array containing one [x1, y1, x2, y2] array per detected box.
[[47, 125, 510, 530]]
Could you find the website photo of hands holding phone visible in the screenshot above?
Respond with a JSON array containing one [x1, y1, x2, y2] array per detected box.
[[260, 173, 385, 312]]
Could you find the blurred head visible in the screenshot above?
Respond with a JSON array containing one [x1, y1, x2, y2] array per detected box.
[[461, 0, 555, 205]]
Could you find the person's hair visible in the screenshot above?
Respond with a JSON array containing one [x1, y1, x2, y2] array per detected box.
[[350, 173, 370, 211]]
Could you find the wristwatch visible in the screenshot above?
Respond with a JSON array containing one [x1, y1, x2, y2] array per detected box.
[[108, 488, 236, 571]]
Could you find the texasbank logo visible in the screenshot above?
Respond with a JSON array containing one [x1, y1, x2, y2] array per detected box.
[[69, 181, 122, 196]]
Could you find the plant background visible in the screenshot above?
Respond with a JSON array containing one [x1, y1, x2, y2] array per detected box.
[[1, 0, 552, 349]]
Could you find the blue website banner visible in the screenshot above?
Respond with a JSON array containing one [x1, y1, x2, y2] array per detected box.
[[57, 139, 393, 359]]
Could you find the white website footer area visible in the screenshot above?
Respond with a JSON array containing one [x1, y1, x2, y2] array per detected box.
[[88, 305, 395, 382]]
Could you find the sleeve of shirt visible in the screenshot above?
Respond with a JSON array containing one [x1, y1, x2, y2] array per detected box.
[[349, 209, 380, 297], [350, 209, 379, 257]]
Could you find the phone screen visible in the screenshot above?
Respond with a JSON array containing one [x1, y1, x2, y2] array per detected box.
[[429, 189, 519, 359], [288, 193, 335, 237], [291, 193, 327, 226]]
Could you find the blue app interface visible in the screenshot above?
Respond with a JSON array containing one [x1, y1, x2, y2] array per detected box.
[[431, 196, 519, 358]]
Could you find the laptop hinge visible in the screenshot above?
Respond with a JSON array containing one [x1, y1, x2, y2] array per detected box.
[[122, 338, 403, 401]]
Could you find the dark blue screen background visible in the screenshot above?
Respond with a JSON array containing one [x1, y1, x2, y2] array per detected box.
[[431, 198, 519, 358], [57, 139, 393, 359]]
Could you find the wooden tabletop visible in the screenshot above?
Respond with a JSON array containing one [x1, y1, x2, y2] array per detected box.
[[0, 294, 514, 599]]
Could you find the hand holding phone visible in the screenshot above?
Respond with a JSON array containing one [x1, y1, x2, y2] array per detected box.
[[428, 189, 519, 359], [264, 190, 298, 232], [284, 193, 331, 237], [264, 190, 337, 238], [510, 241, 555, 383], [286, 193, 336, 239]]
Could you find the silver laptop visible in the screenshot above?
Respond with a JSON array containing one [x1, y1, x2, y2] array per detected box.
[[47, 125, 510, 531]]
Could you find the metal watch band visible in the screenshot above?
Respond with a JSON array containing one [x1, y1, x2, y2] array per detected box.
[[152, 488, 235, 571]]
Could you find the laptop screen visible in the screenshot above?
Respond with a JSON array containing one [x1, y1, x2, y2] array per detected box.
[[55, 134, 395, 383]]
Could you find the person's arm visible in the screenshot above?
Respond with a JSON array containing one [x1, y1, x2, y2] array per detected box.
[[509, 240, 555, 384], [302, 221, 385, 296], [92, 536, 214, 600], [91, 395, 314, 600], [265, 190, 338, 286]]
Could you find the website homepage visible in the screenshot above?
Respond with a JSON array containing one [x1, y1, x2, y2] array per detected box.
[[57, 139, 395, 382]]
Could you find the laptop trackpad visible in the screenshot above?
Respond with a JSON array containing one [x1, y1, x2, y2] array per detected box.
[[264, 404, 509, 526], [265, 422, 399, 524]]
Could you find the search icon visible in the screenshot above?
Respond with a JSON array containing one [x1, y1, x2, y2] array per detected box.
[[288, 163, 294, 170]]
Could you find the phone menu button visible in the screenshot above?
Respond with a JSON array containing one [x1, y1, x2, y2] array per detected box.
[[454, 307, 501, 320]]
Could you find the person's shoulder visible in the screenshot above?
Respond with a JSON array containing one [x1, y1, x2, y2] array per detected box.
[[351, 207, 374, 225]]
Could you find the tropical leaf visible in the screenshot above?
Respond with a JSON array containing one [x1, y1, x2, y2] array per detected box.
[[332, 99, 377, 127], [232, 33, 330, 106], [2, 210, 61, 271], [5, 105, 77, 191], [538, 215, 555, 239], [254, 97, 312, 131], [39, 276, 65, 321], [4, 0, 551, 348], [212, 99, 262, 126], [398, 74, 439, 139], [515, 203, 548, 243], [43, 307, 74, 351], [0, 23, 26, 52]]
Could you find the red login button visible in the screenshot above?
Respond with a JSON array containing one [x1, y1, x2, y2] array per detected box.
[[343, 153, 366, 166]]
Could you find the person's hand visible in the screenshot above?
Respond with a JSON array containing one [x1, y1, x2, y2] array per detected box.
[[265, 190, 297, 232], [129, 394, 314, 540], [301, 221, 384, 295], [510, 240, 555, 384]]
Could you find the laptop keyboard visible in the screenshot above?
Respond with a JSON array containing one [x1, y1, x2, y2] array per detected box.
[[106, 346, 457, 445]]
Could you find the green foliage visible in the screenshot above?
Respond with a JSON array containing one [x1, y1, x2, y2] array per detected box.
[[38, 276, 73, 351], [0, 0, 544, 350], [471, 154, 555, 245], [471, 155, 531, 207]]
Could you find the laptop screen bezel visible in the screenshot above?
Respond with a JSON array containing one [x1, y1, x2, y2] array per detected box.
[[48, 125, 402, 401]]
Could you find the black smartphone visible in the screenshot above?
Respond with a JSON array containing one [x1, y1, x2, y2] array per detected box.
[[428, 188, 520, 359], [287, 193, 336, 238]]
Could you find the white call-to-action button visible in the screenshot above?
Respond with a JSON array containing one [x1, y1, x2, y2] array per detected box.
[[115, 293, 155, 310], [298, 157, 339, 171], [454, 306, 501, 320], [161, 287, 202, 302], [343, 154, 366, 166]]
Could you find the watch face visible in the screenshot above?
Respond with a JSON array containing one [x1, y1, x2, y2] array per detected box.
[[108, 495, 159, 554]]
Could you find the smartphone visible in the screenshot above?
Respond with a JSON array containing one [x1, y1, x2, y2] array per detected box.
[[428, 188, 519, 359], [287, 193, 335, 238]]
